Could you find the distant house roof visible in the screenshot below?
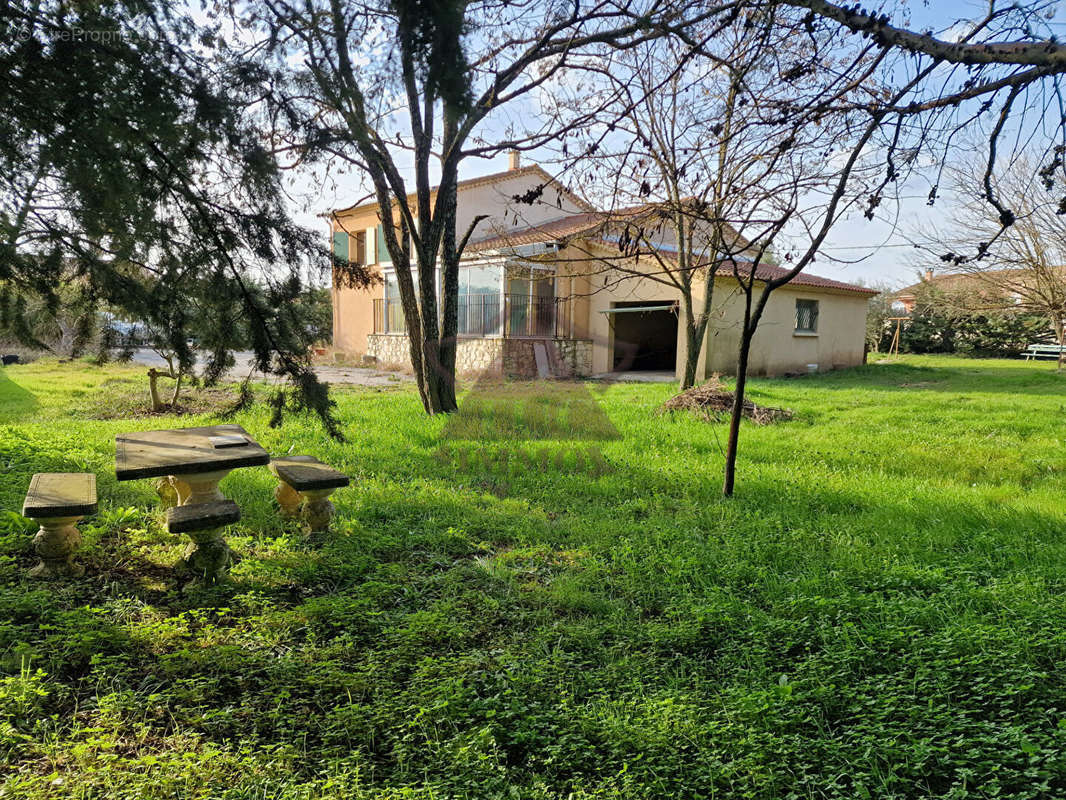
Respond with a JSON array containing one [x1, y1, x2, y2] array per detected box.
[[470, 208, 877, 297], [896, 267, 1066, 300], [896, 270, 978, 299], [330, 164, 595, 216]]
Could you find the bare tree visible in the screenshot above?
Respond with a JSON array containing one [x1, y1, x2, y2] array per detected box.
[[915, 154, 1066, 368], [619, 1, 1066, 495], [526, 0, 1066, 494], [250, 0, 712, 414], [543, 33, 775, 390], [708, 2, 1066, 495]]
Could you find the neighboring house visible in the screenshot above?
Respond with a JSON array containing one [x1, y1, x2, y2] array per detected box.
[[894, 267, 1066, 313], [329, 158, 876, 379], [895, 269, 985, 313]]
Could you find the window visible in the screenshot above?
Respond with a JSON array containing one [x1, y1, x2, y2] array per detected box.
[[383, 270, 416, 333], [459, 266, 502, 335], [795, 299, 819, 334], [332, 230, 367, 265], [353, 231, 366, 265]]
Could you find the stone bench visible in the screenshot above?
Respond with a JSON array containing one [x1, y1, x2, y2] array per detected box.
[[22, 473, 97, 578], [269, 456, 349, 533], [166, 500, 241, 584]]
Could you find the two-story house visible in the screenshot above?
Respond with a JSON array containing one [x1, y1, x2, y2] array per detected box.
[[328, 157, 876, 379]]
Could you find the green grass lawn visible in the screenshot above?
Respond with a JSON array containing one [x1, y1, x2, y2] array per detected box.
[[2, 355, 1066, 798]]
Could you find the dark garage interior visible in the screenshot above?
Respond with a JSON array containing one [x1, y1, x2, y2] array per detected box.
[[610, 302, 678, 372]]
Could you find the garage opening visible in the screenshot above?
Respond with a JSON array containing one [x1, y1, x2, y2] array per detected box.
[[607, 302, 678, 372]]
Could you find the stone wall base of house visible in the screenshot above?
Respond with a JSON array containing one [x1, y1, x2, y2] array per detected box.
[[366, 335, 593, 378], [502, 338, 593, 378]]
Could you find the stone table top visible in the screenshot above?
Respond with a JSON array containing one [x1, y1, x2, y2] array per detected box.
[[23, 473, 98, 518], [115, 424, 270, 481]]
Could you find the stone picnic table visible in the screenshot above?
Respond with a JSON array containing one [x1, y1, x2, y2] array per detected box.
[[115, 423, 270, 508]]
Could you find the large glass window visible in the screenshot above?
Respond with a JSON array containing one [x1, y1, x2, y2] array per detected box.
[[383, 270, 416, 333], [378, 264, 560, 337], [459, 266, 501, 335]]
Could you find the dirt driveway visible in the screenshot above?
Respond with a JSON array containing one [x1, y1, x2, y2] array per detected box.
[[128, 349, 411, 387]]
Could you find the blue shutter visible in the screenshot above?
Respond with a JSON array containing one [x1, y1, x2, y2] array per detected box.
[[332, 231, 349, 261], [376, 224, 391, 263]]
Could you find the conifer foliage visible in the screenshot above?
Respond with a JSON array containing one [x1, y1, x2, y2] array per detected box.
[[0, 1, 371, 436]]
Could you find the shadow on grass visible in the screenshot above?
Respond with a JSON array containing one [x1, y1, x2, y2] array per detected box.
[[0, 365, 39, 422], [443, 377, 622, 442]]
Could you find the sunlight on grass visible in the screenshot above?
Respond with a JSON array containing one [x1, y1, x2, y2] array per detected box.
[[1, 355, 1065, 797]]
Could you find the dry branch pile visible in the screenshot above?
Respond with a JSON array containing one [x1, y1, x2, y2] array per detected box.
[[658, 376, 793, 425]]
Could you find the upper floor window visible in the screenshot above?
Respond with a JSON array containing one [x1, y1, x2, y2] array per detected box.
[[352, 231, 366, 265], [795, 299, 819, 334], [332, 229, 367, 265]]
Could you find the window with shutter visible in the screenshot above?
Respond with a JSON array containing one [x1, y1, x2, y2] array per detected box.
[[353, 231, 366, 265]]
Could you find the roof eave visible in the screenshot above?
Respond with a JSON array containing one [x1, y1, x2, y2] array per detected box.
[[328, 164, 595, 218]]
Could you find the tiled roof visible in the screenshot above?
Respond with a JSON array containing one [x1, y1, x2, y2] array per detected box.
[[331, 165, 595, 215], [897, 271, 974, 296], [470, 210, 877, 297], [896, 267, 1066, 297], [469, 212, 611, 251], [735, 262, 878, 295]]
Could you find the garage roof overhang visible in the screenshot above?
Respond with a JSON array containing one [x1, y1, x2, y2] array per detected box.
[[599, 303, 679, 314]]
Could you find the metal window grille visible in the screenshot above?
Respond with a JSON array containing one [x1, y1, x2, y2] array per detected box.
[[796, 299, 819, 332]]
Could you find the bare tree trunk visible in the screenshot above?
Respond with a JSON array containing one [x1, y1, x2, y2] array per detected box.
[[435, 164, 461, 413], [680, 309, 712, 390], [171, 371, 184, 406], [1056, 319, 1065, 372], [680, 295, 701, 390], [722, 327, 753, 497], [419, 339, 457, 413], [680, 269, 717, 390], [723, 289, 756, 497], [148, 368, 165, 411]]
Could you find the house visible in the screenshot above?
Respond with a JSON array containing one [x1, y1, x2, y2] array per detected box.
[[328, 158, 876, 379], [895, 267, 1065, 314], [895, 269, 983, 313]]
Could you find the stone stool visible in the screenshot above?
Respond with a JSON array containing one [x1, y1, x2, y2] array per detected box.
[[269, 456, 350, 534], [22, 473, 97, 578], [166, 500, 241, 585]]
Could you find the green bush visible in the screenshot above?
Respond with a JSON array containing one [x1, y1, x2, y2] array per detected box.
[[899, 284, 1054, 356]]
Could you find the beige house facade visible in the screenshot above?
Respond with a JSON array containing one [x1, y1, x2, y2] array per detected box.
[[329, 162, 875, 379]]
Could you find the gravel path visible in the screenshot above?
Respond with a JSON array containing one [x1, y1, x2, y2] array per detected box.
[[127, 349, 411, 387]]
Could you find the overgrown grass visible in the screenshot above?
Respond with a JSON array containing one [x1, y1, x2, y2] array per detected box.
[[2, 355, 1066, 798]]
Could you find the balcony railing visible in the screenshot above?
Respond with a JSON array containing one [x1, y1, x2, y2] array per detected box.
[[372, 293, 561, 338]]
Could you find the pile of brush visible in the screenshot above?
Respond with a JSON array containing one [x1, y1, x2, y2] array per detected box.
[[658, 375, 793, 424]]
